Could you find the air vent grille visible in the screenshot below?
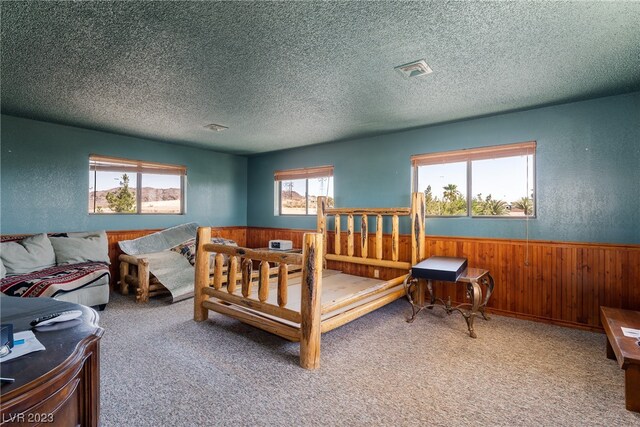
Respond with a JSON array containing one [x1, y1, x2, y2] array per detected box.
[[204, 123, 228, 132], [394, 59, 433, 78]]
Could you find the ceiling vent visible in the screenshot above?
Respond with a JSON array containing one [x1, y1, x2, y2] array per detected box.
[[394, 59, 433, 78], [204, 123, 228, 132]]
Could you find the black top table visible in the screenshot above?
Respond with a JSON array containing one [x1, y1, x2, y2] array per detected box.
[[405, 256, 495, 338]]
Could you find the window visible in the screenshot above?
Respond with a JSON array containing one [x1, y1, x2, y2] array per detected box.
[[89, 155, 186, 214], [274, 166, 334, 215], [412, 141, 535, 217]]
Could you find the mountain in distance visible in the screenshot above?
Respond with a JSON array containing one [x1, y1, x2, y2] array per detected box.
[[90, 187, 180, 206], [280, 190, 305, 200]]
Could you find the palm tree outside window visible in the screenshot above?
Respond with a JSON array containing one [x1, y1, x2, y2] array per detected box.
[[412, 142, 536, 218]]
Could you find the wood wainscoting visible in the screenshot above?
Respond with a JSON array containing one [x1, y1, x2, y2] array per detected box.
[[246, 226, 640, 331], [4, 226, 636, 331]]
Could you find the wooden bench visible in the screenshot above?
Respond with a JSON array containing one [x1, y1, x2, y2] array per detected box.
[[601, 306, 640, 412]]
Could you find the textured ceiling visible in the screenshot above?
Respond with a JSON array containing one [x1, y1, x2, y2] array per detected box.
[[2, 2, 639, 155]]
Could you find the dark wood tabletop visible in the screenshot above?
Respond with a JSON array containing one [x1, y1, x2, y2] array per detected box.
[[0, 296, 104, 426], [601, 306, 640, 369]]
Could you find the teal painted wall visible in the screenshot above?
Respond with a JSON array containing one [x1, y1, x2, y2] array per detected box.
[[3, 92, 638, 243], [247, 92, 640, 244], [0, 115, 247, 234]]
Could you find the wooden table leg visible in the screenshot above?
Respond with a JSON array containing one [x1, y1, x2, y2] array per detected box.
[[415, 278, 426, 307], [136, 259, 150, 303], [426, 279, 436, 306], [606, 335, 616, 360], [119, 261, 129, 295], [625, 365, 640, 412]]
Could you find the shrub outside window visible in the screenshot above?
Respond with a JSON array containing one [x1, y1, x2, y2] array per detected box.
[[275, 166, 334, 215], [89, 155, 186, 214], [418, 161, 468, 216], [412, 141, 536, 218]]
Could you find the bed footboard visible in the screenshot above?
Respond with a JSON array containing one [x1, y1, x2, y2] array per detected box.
[[194, 226, 325, 370]]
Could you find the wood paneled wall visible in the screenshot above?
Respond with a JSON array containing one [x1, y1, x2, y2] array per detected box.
[[423, 236, 640, 331], [4, 225, 637, 331], [246, 226, 640, 331]]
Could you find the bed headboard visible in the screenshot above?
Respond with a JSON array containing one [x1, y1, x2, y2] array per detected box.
[[316, 192, 425, 270]]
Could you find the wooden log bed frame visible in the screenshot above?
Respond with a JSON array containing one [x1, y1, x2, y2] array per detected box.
[[193, 192, 426, 369]]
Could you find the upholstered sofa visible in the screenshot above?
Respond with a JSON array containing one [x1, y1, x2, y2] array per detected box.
[[0, 231, 110, 309]]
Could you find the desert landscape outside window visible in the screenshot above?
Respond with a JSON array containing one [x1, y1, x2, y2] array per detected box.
[[274, 166, 334, 215], [89, 155, 186, 214]]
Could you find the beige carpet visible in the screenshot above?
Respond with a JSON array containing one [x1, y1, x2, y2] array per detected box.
[[99, 294, 639, 426]]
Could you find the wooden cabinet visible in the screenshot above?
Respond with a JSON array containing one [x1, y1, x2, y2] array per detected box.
[[0, 297, 103, 426]]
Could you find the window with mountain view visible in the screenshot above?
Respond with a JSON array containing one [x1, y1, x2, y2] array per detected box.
[[275, 166, 334, 215], [412, 141, 536, 217], [89, 155, 186, 214]]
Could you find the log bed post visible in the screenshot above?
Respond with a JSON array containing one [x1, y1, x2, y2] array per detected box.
[[258, 261, 270, 302], [347, 214, 354, 257], [375, 215, 383, 260], [277, 263, 288, 307], [334, 214, 341, 255], [410, 192, 426, 307], [410, 192, 426, 265], [213, 253, 224, 290], [391, 215, 399, 262], [300, 232, 324, 370], [360, 214, 368, 258], [316, 196, 327, 259], [194, 226, 211, 321], [228, 256, 238, 293], [241, 259, 253, 297]]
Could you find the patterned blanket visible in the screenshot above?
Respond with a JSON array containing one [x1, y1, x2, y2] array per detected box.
[[170, 237, 237, 266], [0, 262, 110, 298]]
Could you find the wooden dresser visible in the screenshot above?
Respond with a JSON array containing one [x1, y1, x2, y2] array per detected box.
[[0, 297, 103, 426]]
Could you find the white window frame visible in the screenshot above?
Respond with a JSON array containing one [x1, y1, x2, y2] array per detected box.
[[411, 141, 536, 218], [274, 165, 334, 216], [89, 154, 186, 215]]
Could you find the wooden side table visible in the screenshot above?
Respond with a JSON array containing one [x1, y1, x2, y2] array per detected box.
[[404, 259, 495, 338]]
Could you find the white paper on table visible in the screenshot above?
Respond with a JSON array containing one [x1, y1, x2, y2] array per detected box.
[[0, 330, 46, 362], [621, 327, 640, 338]]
